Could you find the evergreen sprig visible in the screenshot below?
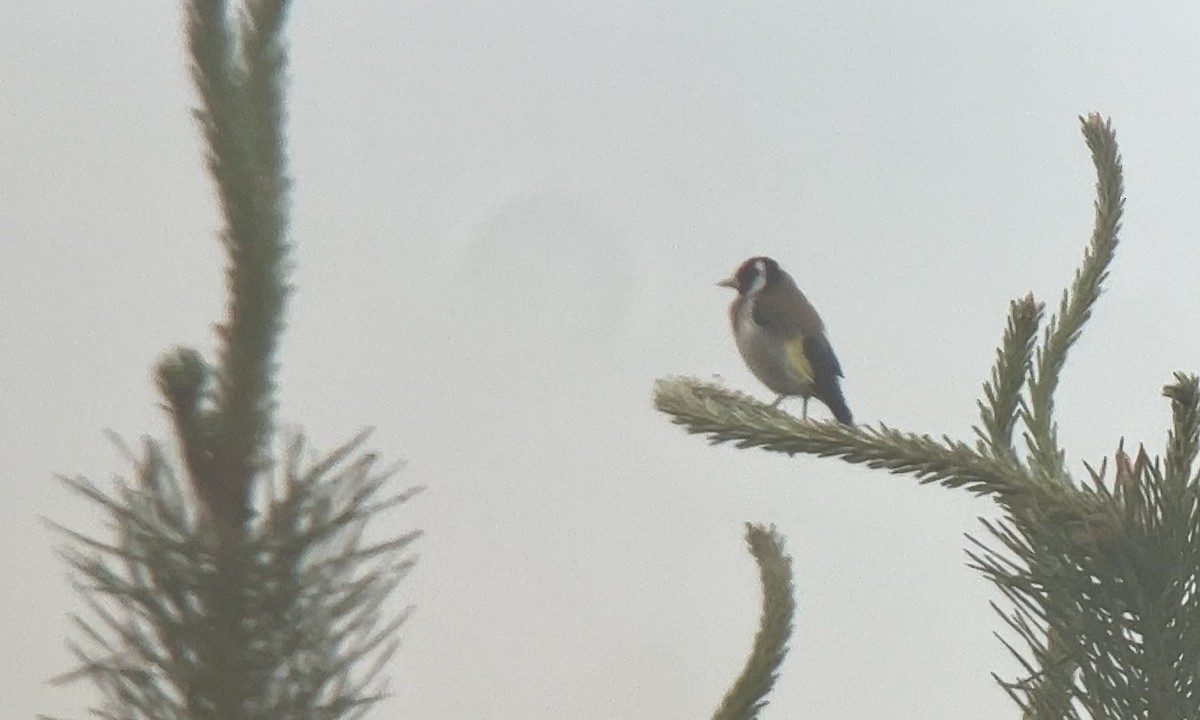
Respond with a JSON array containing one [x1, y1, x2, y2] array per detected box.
[[711, 524, 795, 720], [968, 375, 1200, 718], [186, 0, 293, 524], [45, 435, 421, 720], [654, 377, 1057, 509], [976, 293, 1043, 462], [1022, 115, 1124, 480]]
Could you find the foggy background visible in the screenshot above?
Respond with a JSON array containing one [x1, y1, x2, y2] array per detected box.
[[5, 2, 1200, 717]]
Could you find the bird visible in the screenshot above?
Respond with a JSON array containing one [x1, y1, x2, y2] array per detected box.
[[718, 256, 853, 424]]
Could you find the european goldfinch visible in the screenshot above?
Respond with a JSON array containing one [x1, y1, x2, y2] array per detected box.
[[718, 256, 853, 424]]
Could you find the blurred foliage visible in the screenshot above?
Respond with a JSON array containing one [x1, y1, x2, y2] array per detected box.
[[45, 3, 419, 718]]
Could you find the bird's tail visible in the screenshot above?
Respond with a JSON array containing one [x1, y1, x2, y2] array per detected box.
[[820, 387, 854, 425]]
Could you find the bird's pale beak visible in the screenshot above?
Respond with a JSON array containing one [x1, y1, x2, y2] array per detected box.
[[717, 277, 737, 289]]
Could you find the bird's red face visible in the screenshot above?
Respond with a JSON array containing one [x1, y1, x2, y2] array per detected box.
[[718, 256, 779, 295]]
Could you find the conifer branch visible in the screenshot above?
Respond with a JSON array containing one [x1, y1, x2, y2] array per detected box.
[[1023, 113, 1124, 479], [711, 524, 795, 720], [969, 378, 1200, 717], [185, 0, 292, 524], [654, 377, 1047, 505], [238, 0, 290, 178], [46, 435, 420, 720], [1161, 373, 1200, 500], [155, 347, 214, 505], [976, 293, 1043, 461], [173, 6, 298, 718]]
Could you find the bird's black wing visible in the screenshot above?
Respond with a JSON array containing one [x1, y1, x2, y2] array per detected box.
[[803, 333, 844, 379], [804, 333, 853, 424]]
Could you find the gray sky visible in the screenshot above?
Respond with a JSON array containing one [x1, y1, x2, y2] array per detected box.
[[5, 2, 1200, 717]]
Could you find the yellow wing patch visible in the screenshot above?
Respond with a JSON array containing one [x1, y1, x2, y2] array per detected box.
[[783, 339, 814, 383]]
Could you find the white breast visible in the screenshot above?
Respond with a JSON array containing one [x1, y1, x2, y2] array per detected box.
[[732, 297, 813, 397]]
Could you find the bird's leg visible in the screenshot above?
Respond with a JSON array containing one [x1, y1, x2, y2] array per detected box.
[[802, 397, 810, 420], [769, 394, 784, 408]]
